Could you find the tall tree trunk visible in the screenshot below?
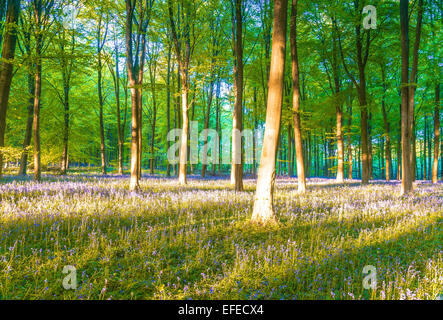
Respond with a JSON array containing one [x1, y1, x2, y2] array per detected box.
[[126, 1, 140, 190], [400, 0, 412, 194], [33, 60, 42, 181], [201, 80, 214, 178], [61, 84, 70, 175], [168, 0, 191, 185], [166, 43, 172, 177], [137, 34, 146, 180], [111, 32, 124, 175], [231, 0, 244, 191], [290, 0, 306, 193], [381, 67, 392, 181], [97, 17, 107, 176], [432, 83, 440, 183], [368, 112, 373, 180], [252, 0, 288, 224], [347, 99, 353, 179], [19, 72, 34, 176], [178, 75, 189, 185], [0, 0, 20, 180]]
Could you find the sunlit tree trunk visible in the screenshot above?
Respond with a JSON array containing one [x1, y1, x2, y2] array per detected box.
[[169, 0, 191, 185], [126, 0, 140, 190], [252, 0, 288, 224], [33, 55, 42, 182], [61, 83, 70, 175], [290, 0, 306, 193], [231, 0, 244, 191], [0, 0, 20, 180], [201, 80, 214, 178], [178, 77, 189, 185]]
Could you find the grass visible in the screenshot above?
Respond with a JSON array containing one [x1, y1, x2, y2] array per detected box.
[[0, 173, 442, 300]]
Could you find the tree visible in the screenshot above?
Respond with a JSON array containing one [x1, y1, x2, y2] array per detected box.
[[54, 1, 79, 175], [290, 0, 306, 192], [251, 0, 288, 224], [168, 0, 193, 185], [337, 1, 372, 185], [96, 10, 109, 175], [230, 0, 243, 191], [400, 0, 423, 195], [432, 83, 440, 184], [125, 0, 153, 190], [17, 5, 33, 176], [0, 0, 20, 180], [31, 0, 55, 182], [380, 63, 392, 181], [108, 21, 127, 175]]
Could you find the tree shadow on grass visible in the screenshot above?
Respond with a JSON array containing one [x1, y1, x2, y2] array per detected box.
[[207, 216, 441, 300]]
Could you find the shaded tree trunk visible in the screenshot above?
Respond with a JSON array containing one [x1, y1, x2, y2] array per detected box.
[[380, 66, 392, 181], [19, 72, 34, 176]]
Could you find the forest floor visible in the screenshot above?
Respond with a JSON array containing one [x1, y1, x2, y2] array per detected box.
[[0, 173, 442, 300]]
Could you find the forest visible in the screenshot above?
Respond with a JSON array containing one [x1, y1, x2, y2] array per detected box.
[[0, 0, 441, 301]]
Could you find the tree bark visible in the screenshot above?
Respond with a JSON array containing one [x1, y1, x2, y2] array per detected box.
[[290, 0, 306, 193], [19, 72, 35, 176], [432, 84, 440, 183], [347, 99, 353, 179], [400, 0, 412, 194], [252, 0, 288, 224], [231, 0, 244, 191], [126, 0, 140, 190], [0, 0, 20, 180], [380, 66, 392, 181], [168, 0, 191, 185]]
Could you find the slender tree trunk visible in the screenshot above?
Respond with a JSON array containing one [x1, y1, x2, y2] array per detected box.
[[126, 1, 140, 190], [19, 72, 34, 176], [381, 67, 392, 181], [61, 84, 70, 175], [231, 0, 244, 191], [112, 34, 123, 175], [400, 0, 412, 194], [432, 84, 440, 183], [97, 19, 107, 175], [165, 50, 172, 177], [178, 75, 189, 185], [201, 80, 214, 178], [289, 0, 306, 193], [168, 0, 191, 185], [252, 0, 288, 224], [33, 60, 42, 181], [347, 100, 353, 179]]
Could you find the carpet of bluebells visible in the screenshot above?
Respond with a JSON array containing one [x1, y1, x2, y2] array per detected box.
[[0, 173, 442, 300]]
